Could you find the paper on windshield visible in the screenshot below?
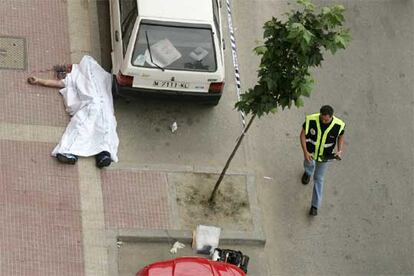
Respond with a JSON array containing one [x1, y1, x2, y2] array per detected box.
[[189, 47, 209, 61], [145, 38, 181, 68], [134, 54, 146, 66]]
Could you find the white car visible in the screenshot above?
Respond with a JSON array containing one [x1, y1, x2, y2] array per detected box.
[[109, 0, 225, 105]]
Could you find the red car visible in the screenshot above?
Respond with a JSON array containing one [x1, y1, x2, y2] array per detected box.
[[136, 256, 246, 276]]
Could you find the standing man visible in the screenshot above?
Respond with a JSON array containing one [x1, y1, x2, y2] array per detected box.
[[300, 105, 345, 216]]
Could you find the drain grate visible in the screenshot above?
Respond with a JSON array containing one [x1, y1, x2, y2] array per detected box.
[[0, 36, 26, 70]]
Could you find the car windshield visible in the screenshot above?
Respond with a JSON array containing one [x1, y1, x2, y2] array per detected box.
[[132, 21, 217, 72]]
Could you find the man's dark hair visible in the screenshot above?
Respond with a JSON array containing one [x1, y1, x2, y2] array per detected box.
[[320, 105, 334, 116]]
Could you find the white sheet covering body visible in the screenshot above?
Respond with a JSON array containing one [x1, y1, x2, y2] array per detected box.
[[52, 56, 119, 162]]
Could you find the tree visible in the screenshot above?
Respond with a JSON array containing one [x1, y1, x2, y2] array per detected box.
[[209, 0, 351, 203]]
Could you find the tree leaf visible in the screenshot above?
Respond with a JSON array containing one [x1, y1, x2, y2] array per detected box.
[[295, 97, 304, 107], [287, 22, 304, 40], [325, 40, 338, 54], [279, 96, 289, 108], [321, 5, 345, 28], [322, 7, 331, 15], [334, 34, 346, 49], [254, 45, 267, 55], [300, 78, 313, 97], [297, 0, 316, 11], [338, 29, 352, 47], [303, 29, 314, 45]]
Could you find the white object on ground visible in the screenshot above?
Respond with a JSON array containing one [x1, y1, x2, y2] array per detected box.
[[192, 225, 221, 255], [51, 55, 119, 162], [171, 122, 178, 133], [170, 241, 185, 254], [263, 176, 273, 180], [116, 241, 123, 248], [212, 249, 220, 261]]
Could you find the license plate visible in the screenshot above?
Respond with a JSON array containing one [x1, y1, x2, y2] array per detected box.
[[153, 80, 189, 89]]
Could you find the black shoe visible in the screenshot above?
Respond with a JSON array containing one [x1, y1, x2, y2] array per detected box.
[[309, 206, 318, 216], [301, 172, 310, 185], [95, 151, 111, 168], [56, 153, 78, 165]]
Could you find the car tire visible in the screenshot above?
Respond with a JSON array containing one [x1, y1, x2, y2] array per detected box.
[[240, 255, 249, 273], [202, 96, 221, 106]]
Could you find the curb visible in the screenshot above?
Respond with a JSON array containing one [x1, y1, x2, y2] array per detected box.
[[116, 228, 266, 246], [67, 0, 102, 64], [109, 162, 253, 176]]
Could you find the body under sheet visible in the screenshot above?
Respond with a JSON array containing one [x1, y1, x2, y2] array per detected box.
[[52, 56, 119, 162]]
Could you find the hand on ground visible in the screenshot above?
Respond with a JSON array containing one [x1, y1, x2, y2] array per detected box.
[[27, 76, 38, 85]]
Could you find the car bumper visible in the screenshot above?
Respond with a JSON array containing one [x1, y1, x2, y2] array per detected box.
[[113, 77, 222, 104]]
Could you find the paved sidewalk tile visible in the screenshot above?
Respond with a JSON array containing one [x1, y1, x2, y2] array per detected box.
[[101, 170, 171, 230], [0, 140, 84, 276], [0, 0, 70, 126]]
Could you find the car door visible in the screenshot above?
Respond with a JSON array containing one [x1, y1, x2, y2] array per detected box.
[[110, 0, 137, 74], [212, 0, 224, 64], [110, 0, 122, 74]]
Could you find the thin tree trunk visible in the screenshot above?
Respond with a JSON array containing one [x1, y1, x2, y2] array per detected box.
[[209, 114, 256, 203]]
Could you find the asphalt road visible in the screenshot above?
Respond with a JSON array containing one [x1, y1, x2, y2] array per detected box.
[[94, 0, 413, 275]]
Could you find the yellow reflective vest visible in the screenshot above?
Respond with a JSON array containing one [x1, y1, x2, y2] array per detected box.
[[305, 113, 345, 161]]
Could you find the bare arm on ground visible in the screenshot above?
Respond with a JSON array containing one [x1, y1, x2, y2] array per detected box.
[[27, 76, 65, 88]]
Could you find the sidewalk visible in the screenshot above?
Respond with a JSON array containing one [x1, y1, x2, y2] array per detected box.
[[0, 1, 81, 275], [0, 0, 110, 274]]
